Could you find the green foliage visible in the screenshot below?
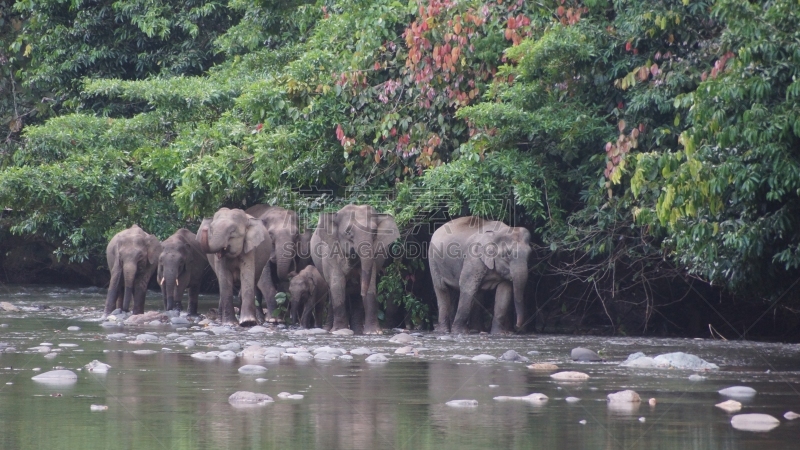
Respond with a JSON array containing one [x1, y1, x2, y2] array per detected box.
[[378, 259, 429, 329]]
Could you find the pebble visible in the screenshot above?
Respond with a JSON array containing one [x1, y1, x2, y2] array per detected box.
[[565, 397, 580, 403], [471, 354, 496, 362], [550, 371, 590, 381], [192, 332, 209, 337], [607, 390, 641, 403], [247, 326, 269, 334], [85, 360, 111, 373], [784, 411, 799, 420], [32, 370, 77, 383], [579, 420, 587, 425], [350, 348, 373, 356], [44, 353, 58, 359], [219, 342, 242, 351], [58, 343, 78, 348], [90, 405, 109, 411], [498, 350, 529, 362], [638, 417, 646, 423], [446, 399, 478, 407], [493, 393, 548, 403], [339, 355, 353, 360], [314, 352, 338, 361], [107, 333, 127, 340], [238, 365, 268, 374], [191, 352, 217, 360], [136, 334, 158, 342], [170, 317, 190, 325], [332, 329, 354, 336], [688, 374, 705, 381], [255, 378, 268, 383], [67, 326, 81, 331], [182, 340, 196, 348], [395, 346, 415, 354], [388, 333, 414, 344], [648, 398, 657, 406], [528, 363, 559, 371], [218, 351, 237, 360]]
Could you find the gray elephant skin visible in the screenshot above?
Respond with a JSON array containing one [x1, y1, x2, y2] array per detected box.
[[104, 225, 162, 316], [245, 205, 300, 321], [429, 216, 531, 334], [157, 228, 209, 314], [288, 265, 329, 328], [310, 204, 399, 334], [197, 208, 276, 326]]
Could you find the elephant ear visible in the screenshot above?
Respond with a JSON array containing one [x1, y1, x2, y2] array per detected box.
[[244, 217, 266, 254], [146, 234, 162, 265]]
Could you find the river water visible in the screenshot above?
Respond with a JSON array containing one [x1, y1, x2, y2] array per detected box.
[[0, 285, 798, 449]]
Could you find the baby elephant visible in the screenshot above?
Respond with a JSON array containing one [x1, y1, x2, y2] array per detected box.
[[288, 265, 329, 328], [157, 228, 209, 315]]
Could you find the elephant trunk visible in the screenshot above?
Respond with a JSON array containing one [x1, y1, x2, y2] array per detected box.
[[360, 256, 373, 298], [276, 239, 294, 281], [289, 296, 301, 325], [122, 260, 137, 312], [198, 227, 210, 253], [512, 267, 528, 331], [164, 269, 179, 311]]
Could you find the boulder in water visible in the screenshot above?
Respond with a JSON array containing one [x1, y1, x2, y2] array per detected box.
[[0, 302, 20, 311], [228, 391, 274, 406], [238, 365, 268, 374], [350, 347, 373, 356], [389, 333, 414, 344], [784, 411, 799, 420], [652, 352, 718, 370], [493, 393, 548, 403], [715, 400, 742, 412], [32, 370, 77, 384], [471, 354, 496, 362], [550, 371, 590, 381], [719, 386, 756, 398], [365, 353, 388, 363], [136, 334, 158, 342], [210, 327, 233, 335], [571, 347, 602, 362], [607, 390, 641, 403], [499, 350, 529, 362], [218, 351, 237, 360], [446, 399, 478, 407], [133, 349, 157, 355], [85, 360, 111, 373], [332, 329, 354, 336], [730, 414, 780, 432], [528, 363, 559, 371]]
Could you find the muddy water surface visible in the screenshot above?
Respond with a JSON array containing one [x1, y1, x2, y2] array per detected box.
[[1, 285, 799, 450]]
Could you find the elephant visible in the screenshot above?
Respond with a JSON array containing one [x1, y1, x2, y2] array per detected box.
[[156, 228, 210, 315], [429, 216, 531, 334], [197, 208, 276, 326], [244, 204, 300, 321], [287, 265, 329, 328], [310, 204, 399, 334], [103, 225, 162, 316]]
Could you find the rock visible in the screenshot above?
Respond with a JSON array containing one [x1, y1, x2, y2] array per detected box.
[[255, 378, 268, 383], [314, 352, 338, 361], [499, 350, 529, 362], [44, 352, 58, 359], [32, 370, 77, 383], [197, 319, 212, 325], [90, 404, 109, 411], [622, 352, 646, 363], [493, 393, 548, 403], [688, 374, 706, 381], [350, 347, 373, 356], [219, 342, 242, 351], [395, 346, 415, 354], [124, 311, 163, 325], [170, 317, 190, 325], [719, 386, 757, 398], [238, 365, 268, 374], [550, 371, 590, 381], [446, 399, 478, 407], [67, 326, 81, 331], [193, 332, 209, 337], [210, 327, 233, 335], [164, 310, 180, 318], [228, 391, 274, 406], [191, 352, 216, 360], [85, 360, 111, 373], [4, 347, 16, 353], [783, 411, 799, 420], [0, 324, 8, 327], [471, 354, 496, 362], [133, 350, 157, 355], [528, 363, 559, 371], [218, 351, 237, 360], [652, 352, 718, 370], [290, 352, 314, 361], [287, 394, 304, 400], [107, 333, 127, 340], [388, 333, 415, 344], [313, 347, 346, 356], [620, 356, 657, 368], [0, 302, 20, 311], [451, 355, 469, 360], [182, 340, 196, 348], [247, 326, 269, 334], [277, 392, 292, 399], [571, 347, 602, 362], [607, 390, 641, 403], [332, 329, 354, 336], [30, 346, 51, 353], [715, 400, 742, 412], [293, 328, 328, 335], [285, 347, 304, 354], [100, 322, 122, 328], [147, 320, 163, 326], [579, 420, 587, 425], [340, 355, 353, 360], [730, 414, 780, 432], [242, 345, 267, 359], [365, 353, 389, 363], [638, 417, 646, 423], [565, 397, 580, 403], [648, 398, 657, 406], [136, 334, 158, 342]]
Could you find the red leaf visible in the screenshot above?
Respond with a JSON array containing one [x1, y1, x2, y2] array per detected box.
[[625, 41, 632, 52]]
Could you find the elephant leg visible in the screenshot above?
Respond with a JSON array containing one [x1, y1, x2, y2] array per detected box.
[[256, 266, 277, 324], [187, 285, 200, 316], [313, 298, 325, 328], [433, 282, 453, 333], [104, 264, 122, 316], [173, 282, 187, 312], [362, 265, 380, 334], [238, 254, 260, 327], [328, 272, 349, 331], [300, 304, 313, 329], [469, 293, 486, 333], [491, 282, 513, 334], [452, 278, 482, 335], [132, 273, 149, 315]]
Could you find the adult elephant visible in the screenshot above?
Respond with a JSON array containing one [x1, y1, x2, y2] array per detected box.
[[197, 208, 276, 326], [244, 204, 299, 321], [310, 204, 399, 334], [156, 228, 209, 315], [429, 216, 531, 334], [103, 225, 161, 316]]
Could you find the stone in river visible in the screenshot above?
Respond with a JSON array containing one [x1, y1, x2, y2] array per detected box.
[[607, 390, 641, 403], [365, 353, 389, 363], [493, 393, 548, 403], [498, 350, 529, 362], [550, 371, 590, 381], [571, 347, 602, 362], [719, 386, 756, 398], [783, 411, 799, 420], [238, 365, 268, 374], [730, 414, 780, 432], [133, 350, 157, 355], [332, 329, 354, 336], [67, 326, 81, 331], [136, 334, 158, 342], [228, 391, 273, 406], [388, 333, 414, 344], [32, 370, 77, 383], [715, 400, 742, 412], [350, 348, 373, 356], [218, 351, 237, 360], [85, 360, 111, 373], [471, 354, 496, 362], [528, 363, 559, 371], [446, 399, 478, 407]]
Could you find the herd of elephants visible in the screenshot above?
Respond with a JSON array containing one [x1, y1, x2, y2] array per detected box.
[[104, 204, 532, 335]]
